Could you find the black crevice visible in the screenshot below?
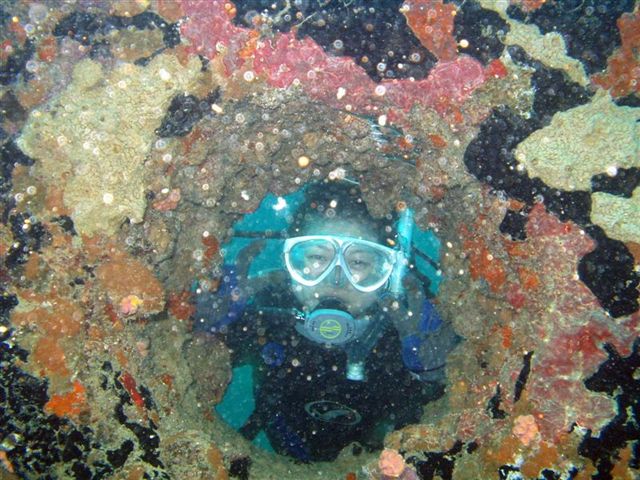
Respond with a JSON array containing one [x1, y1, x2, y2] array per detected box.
[[514, 351, 533, 403]]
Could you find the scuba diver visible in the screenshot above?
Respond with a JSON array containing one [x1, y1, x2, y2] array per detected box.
[[192, 180, 459, 462]]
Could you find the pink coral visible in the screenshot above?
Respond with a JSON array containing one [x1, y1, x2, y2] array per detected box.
[[513, 414, 539, 446], [179, 0, 250, 72], [179, 2, 491, 121], [379, 449, 405, 477], [152, 188, 181, 211], [383, 55, 486, 114], [120, 294, 144, 316], [401, 0, 458, 61]]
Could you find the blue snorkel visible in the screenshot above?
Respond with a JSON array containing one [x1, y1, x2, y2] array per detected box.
[[389, 206, 413, 297]]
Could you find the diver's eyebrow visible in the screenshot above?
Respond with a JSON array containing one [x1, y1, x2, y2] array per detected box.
[[307, 244, 333, 252], [347, 247, 375, 254]]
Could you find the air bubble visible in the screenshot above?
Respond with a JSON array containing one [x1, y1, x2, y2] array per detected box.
[[25, 60, 39, 73], [28, 3, 48, 23]]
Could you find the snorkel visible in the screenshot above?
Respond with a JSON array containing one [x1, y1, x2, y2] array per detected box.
[[342, 205, 414, 381], [389, 205, 413, 298]]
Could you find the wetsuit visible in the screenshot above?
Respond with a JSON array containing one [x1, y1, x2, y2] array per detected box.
[[198, 285, 441, 462]]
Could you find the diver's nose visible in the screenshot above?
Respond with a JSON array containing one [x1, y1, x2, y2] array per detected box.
[[332, 265, 345, 285]]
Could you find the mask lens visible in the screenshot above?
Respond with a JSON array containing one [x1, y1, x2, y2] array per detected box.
[[343, 243, 394, 289], [287, 239, 337, 283]]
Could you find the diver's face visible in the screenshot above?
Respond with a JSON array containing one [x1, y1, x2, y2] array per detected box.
[[290, 218, 382, 316]]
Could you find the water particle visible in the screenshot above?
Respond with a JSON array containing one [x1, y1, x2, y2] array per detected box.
[[333, 39, 344, 50], [459, 39, 469, 48], [374, 85, 386, 96], [28, 3, 48, 23], [328, 167, 346, 180], [298, 156, 310, 168], [243, 70, 255, 82], [606, 165, 618, 176], [235, 113, 245, 124], [103, 193, 114, 205], [255, 142, 264, 152], [117, 80, 127, 89], [292, 358, 300, 367], [162, 153, 173, 163], [377, 114, 387, 126], [336, 87, 346, 100], [25, 60, 39, 73], [159, 68, 171, 81], [26, 186, 37, 195]]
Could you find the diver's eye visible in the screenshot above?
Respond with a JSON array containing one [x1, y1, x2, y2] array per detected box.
[[349, 259, 371, 269], [307, 254, 328, 262]]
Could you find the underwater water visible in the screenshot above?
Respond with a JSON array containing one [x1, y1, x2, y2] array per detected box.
[[1, 0, 639, 479]]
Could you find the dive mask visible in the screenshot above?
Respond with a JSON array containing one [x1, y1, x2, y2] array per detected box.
[[284, 235, 398, 292]]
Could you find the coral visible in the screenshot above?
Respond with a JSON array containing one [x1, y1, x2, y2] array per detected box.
[[515, 0, 547, 12], [379, 449, 405, 477], [180, 4, 489, 120], [167, 290, 195, 321], [384, 55, 487, 114], [252, 31, 378, 112], [44, 380, 87, 419], [461, 221, 507, 294], [152, 188, 181, 211], [120, 295, 144, 316], [120, 372, 146, 410], [179, 0, 249, 73], [591, 188, 640, 243], [401, 0, 458, 61], [17, 54, 204, 236], [11, 292, 85, 382], [593, 10, 640, 98], [503, 16, 589, 86], [154, 0, 185, 22], [512, 414, 539, 446], [515, 91, 640, 191], [96, 250, 165, 315]]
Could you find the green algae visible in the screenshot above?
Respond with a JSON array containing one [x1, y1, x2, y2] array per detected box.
[[17, 54, 204, 236], [515, 91, 640, 191]]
